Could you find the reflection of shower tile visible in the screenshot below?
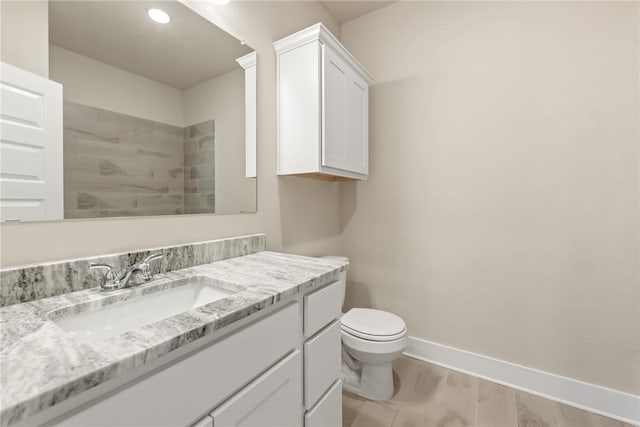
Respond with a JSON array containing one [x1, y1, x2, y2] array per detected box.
[[183, 178, 215, 194], [77, 192, 110, 209], [137, 193, 183, 209], [76, 192, 137, 210], [186, 207, 215, 214], [183, 139, 198, 154], [184, 193, 215, 209], [184, 194, 202, 208], [197, 135, 215, 151], [184, 152, 207, 167], [188, 165, 214, 180], [65, 172, 182, 194], [97, 160, 125, 176], [185, 150, 214, 167], [63, 101, 185, 218], [184, 136, 214, 153], [187, 120, 215, 138], [184, 180, 198, 193], [62, 101, 223, 218], [64, 192, 77, 211], [198, 178, 215, 193], [183, 119, 215, 214]]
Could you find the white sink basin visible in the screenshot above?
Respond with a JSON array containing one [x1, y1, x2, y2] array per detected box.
[[53, 276, 242, 340]]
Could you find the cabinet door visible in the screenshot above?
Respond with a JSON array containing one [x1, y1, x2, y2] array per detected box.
[[345, 73, 368, 175], [211, 351, 302, 427], [321, 45, 348, 172], [321, 47, 368, 176]]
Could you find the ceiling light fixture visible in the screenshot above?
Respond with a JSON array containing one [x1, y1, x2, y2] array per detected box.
[[147, 8, 171, 24]]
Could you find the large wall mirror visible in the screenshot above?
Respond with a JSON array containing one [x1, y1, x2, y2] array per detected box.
[[0, 0, 256, 222]]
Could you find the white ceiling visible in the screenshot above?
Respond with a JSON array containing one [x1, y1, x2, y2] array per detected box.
[[320, 1, 394, 24], [48, 1, 252, 90]]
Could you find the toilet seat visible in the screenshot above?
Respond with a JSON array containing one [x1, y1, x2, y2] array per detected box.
[[341, 308, 407, 342], [341, 327, 408, 356], [342, 324, 407, 342]]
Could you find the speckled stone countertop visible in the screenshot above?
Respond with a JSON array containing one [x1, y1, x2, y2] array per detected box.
[[0, 251, 348, 426]]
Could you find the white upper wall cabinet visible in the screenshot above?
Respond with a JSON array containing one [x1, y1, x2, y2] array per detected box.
[[274, 23, 372, 181]]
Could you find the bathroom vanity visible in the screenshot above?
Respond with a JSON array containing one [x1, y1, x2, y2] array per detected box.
[[0, 235, 347, 427]]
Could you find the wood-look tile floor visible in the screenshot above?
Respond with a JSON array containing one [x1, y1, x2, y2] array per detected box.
[[343, 356, 635, 427]]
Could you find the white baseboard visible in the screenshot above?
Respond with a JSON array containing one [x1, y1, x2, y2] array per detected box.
[[403, 336, 640, 425]]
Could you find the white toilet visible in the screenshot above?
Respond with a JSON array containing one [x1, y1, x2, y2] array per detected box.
[[321, 256, 409, 401]]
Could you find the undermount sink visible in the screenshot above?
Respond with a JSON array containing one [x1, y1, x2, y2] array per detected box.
[[52, 276, 242, 340]]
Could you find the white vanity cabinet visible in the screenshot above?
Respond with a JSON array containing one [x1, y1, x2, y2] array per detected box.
[[39, 278, 345, 427], [302, 281, 344, 426], [274, 23, 372, 181], [55, 303, 300, 427]]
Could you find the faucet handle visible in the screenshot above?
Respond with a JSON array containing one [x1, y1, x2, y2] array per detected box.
[[89, 263, 122, 290], [139, 252, 163, 282], [143, 252, 163, 264]]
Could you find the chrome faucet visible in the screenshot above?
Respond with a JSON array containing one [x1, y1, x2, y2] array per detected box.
[[89, 253, 163, 291]]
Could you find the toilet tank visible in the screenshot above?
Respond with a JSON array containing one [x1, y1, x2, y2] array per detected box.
[[320, 256, 348, 309]]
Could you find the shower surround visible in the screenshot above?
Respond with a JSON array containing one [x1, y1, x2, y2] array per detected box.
[[63, 101, 215, 218]]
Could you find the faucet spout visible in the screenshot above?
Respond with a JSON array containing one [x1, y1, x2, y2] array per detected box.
[[89, 252, 163, 291]]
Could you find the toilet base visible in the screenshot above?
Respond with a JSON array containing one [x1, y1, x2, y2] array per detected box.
[[342, 361, 395, 401]]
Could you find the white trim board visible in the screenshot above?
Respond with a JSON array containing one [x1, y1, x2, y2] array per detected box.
[[404, 336, 640, 425]]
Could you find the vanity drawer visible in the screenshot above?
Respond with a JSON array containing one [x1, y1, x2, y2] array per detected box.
[[304, 320, 342, 409], [305, 380, 342, 427], [304, 280, 343, 338], [57, 303, 299, 427]]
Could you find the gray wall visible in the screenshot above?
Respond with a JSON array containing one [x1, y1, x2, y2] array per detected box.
[[340, 1, 639, 395], [0, 1, 49, 78]]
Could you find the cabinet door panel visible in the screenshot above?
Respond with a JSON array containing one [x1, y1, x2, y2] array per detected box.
[[345, 73, 368, 175], [321, 45, 348, 172], [211, 351, 302, 427]]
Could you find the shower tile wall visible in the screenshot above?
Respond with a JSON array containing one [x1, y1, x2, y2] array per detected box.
[[63, 102, 184, 218], [63, 102, 216, 218], [184, 121, 215, 214]]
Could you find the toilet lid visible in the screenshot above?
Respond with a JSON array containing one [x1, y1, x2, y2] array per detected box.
[[341, 308, 406, 341]]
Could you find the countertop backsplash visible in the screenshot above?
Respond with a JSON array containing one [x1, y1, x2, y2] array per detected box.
[[0, 234, 266, 307]]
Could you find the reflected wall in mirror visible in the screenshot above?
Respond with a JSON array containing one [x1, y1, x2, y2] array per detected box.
[[0, 0, 256, 222]]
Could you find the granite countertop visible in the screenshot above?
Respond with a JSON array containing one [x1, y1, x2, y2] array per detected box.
[[0, 251, 348, 426]]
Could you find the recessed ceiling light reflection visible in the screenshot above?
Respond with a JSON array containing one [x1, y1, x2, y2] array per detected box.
[[147, 8, 171, 24]]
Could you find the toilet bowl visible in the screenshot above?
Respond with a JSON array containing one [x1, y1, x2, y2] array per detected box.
[[320, 256, 409, 401]]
